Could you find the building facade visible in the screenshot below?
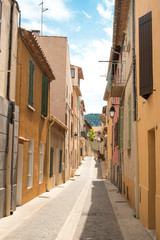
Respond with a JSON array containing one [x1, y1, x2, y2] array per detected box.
[[0, 0, 19, 218]]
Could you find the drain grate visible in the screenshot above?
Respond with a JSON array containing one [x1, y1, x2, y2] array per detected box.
[[115, 200, 126, 203]]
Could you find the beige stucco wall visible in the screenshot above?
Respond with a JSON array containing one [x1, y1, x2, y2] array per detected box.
[[121, 1, 135, 210], [0, 0, 18, 100], [136, 0, 160, 238]]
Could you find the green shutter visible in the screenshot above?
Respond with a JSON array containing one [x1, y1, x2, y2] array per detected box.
[[41, 76, 48, 117], [128, 95, 131, 147], [28, 59, 34, 106], [59, 150, 62, 173], [50, 147, 54, 177], [118, 107, 124, 150]]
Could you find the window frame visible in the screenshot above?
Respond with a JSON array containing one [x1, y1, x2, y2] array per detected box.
[[39, 142, 44, 184], [28, 58, 35, 107], [27, 140, 34, 188], [71, 68, 75, 78]]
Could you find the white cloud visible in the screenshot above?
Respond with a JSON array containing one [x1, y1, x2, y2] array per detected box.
[[82, 10, 92, 19], [75, 26, 82, 32], [103, 27, 113, 38], [70, 39, 112, 113], [97, 0, 114, 21], [18, 0, 73, 22]]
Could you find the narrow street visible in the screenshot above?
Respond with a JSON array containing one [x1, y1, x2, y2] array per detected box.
[[0, 157, 152, 240]]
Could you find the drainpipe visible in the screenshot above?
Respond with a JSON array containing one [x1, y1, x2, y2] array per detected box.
[[46, 118, 54, 191], [6, 0, 14, 216], [132, 0, 139, 218]]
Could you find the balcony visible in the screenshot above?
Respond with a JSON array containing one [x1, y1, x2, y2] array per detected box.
[[110, 62, 126, 97]]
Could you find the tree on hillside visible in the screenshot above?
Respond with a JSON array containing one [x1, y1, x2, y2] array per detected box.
[[89, 128, 95, 142]]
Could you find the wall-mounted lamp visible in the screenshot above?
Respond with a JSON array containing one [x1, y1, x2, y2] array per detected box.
[[109, 106, 116, 119]]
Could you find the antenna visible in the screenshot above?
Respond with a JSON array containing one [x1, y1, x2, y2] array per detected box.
[[39, 1, 48, 35]]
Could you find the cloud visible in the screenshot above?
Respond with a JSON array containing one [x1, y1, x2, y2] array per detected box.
[[82, 10, 92, 19], [103, 27, 113, 38], [18, 0, 73, 22], [70, 39, 112, 113], [97, 0, 114, 21], [75, 26, 82, 32]]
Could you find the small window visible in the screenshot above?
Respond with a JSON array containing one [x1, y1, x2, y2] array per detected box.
[[28, 58, 35, 107], [128, 95, 131, 148], [59, 150, 62, 173], [71, 68, 75, 78], [50, 147, 54, 177], [0, 1, 2, 51], [41, 76, 48, 117], [39, 142, 44, 184], [27, 140, 34, 188]]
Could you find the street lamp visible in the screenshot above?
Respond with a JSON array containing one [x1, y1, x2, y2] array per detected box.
[[109, 106, 116, 119]]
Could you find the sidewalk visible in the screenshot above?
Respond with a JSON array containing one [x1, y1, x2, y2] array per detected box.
[[100, 160, 154, 240]]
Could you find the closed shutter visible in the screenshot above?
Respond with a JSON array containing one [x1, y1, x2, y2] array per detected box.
[[139, 11, 153, 99], [128, 95, 131, 148], [0, 1, 2, 50], [28, 58, 34, 106], [50, 147, 54, 177], [118, 107, 124, 151], [41, 76, 48, 117], [59, 150, 62, 173]]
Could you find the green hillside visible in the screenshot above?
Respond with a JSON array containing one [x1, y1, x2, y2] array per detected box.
[[85, 113, 101, 127]]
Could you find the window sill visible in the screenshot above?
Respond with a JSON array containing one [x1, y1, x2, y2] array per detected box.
[[28, 105, 35, 111], [27, 186, 32, 189]]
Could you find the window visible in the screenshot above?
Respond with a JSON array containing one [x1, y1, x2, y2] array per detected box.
[[28, 58, 35, 107], [50, 147, 54, 177], [39, 142, 44, 184], [41, 76, 48, 117], [27, 140, 34, 188], [59, 150, 62, 173], [71, 68, 75, 78], [128, 95, 131, 148], [139, 11, 153, 99], [0, 1, 2, 50], [65, 113, 67, 126]]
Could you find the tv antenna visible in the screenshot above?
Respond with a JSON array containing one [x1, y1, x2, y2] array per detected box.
[[39, 1, 48, 35]]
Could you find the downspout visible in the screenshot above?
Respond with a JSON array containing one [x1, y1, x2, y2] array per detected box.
[[46, 118, 54, 192], [132, 0, 139, 218], [6, 0, 14, 216]]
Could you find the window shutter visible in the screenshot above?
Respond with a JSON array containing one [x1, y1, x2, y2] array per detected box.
[[0, 1, 2, 50], [114, 121, 118, 147], [139, 11, 153, 99], [50, 147, 54, 177], [59, 150, 62, 173], [118, 107, 124, 150], [28, 59, 34, 106], [41, 76, 48, 117], [128, 95, 131, 148]]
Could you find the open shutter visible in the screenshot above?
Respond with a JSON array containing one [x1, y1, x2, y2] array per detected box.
[[0, 1, 2, 50], [59, 150, 62, 173], [41, 76, 48, 117], [139, 11, 153, 99], [118, 107, 124, 151], [114, 121, 118, 147], [28, 59, 34, 106], [128, 95, 131, 148]]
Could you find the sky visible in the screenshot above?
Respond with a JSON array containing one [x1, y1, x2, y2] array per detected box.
[[17, 0, 114, 114]]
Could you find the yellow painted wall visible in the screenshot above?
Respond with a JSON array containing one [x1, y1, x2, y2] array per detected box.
[[16, 34, 50, 205], [136, 0, 160, 237], [122, 174, 135, 210]]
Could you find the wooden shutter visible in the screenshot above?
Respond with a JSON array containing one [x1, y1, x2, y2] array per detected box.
[[0, 1, 2, 50], [50, 147, 54, 177], [118, 107, 124, 151], [128, 95, 131, 148], [139, 11, 153, 99], [114, 121, 118, 147], [41, 76, 48, 117], [28, 59, 34, 106], [59, 150, 62, 173]]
